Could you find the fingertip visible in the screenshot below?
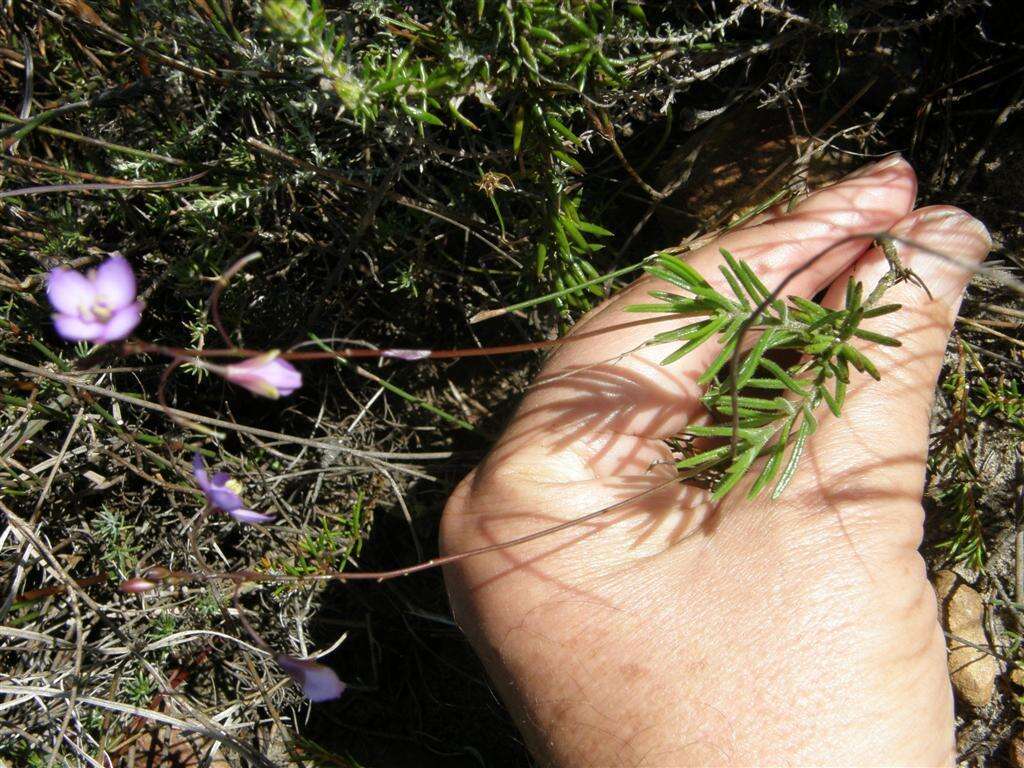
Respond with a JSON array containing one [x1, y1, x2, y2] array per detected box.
[[841, 152, 907, 180], [753, 153, 917, 225], [819, 205, 992, 314], [905, 205, 992, 252], [797, 203, 990, 508], [888, 205, 993, 303], [709, 154, 918, 296], [785, 153, 917, 218], [835, 153, 918, 218], [749, 156, 918, 251], [811, 204, 992, 456]]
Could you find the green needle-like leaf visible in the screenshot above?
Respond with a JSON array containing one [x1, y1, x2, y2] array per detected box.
[[852, 328, 902, 347], [629, 252, 903, 500], [659, 314, 730, 365]]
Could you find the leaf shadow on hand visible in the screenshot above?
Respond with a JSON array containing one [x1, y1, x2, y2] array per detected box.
[[449, 472, 704, 603], [453, 314, 955, 605], [491, 358, 703, 476]]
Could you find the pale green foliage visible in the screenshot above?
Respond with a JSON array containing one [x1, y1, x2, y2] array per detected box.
[[94, 507, 142, 573], [262, 0, 649, 307], [122, 669, 157, 706], [264, 0, 367, 114]]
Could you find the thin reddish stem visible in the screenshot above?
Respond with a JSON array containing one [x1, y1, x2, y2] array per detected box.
[[230, 581, 273, 654], [209, 252, 263, 348], [171, 474, 685, 590], [122, 317, 660, 364], [312, 475, 680, 582]]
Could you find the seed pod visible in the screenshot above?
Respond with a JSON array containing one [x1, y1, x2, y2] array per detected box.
[[120, 577, 158, 594], [143, 565, 171, 581]]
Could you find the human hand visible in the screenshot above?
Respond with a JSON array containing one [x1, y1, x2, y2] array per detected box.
[[442, 156, 993, 766]]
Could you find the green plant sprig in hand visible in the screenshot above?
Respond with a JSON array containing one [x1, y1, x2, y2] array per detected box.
[[629, 248, 906, 501]]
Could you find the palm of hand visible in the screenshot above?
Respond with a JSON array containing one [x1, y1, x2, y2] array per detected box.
[[443, 158, 991, 766]]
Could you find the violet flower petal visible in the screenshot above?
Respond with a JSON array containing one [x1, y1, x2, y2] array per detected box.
[[277, 655, 345, 702], [47, 269, 95, 315], [224, 357, 280, 398], [207, 485, 244, 512], [192, 453, 211, 492], [228, 508, 276, 525], [93, 255, 136, 309], [272, 361, 303, 396], [96, 301, 142, 343], [47, 256, 141, 344], [193, 452, 265, 516], [52, 313, 106, 341]]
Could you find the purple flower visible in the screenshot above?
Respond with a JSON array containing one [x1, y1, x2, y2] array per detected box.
[[192, 453, 275, 524], [47, 254, 143, 343], [277, 654, 345, 702], [222, 351, 302, 399]]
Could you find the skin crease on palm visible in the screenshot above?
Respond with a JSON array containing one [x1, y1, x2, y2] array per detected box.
[[440, 156, 994, 767]]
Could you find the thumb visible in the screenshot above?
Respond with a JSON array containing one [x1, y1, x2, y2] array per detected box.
[[801, 205, 993, 521]]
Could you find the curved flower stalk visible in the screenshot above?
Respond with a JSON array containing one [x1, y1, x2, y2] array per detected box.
[[47, 253, 143, 343], [119, 566, 345, 702], [119, 479, 692, 698], [231, 583, 346, 702], [193, 453, 276, 524]]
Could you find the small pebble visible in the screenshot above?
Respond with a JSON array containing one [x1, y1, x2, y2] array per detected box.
[[1011, 668, 1024, 688], [1010, 733, 1024, 768], [933, 570, 998, 708]]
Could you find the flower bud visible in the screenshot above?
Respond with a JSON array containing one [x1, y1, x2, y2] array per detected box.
[[143, 565, 171, 581], [221, 351, 302, 399], [382, 348, 431, 361], [276, 654, 345, 702], [120, 577, 158, 593]]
